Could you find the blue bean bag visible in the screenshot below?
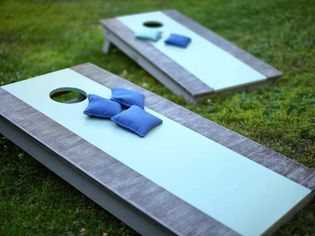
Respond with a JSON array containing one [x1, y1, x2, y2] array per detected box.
[[135, 29, 162, 42], [164, 34, 191, 48], [111, 88, 145, 109], [84, 94, 121, 119], [111, 105, 163, 137]]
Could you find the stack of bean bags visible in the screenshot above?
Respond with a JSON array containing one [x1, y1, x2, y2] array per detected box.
[[83, 88, 162, 137]]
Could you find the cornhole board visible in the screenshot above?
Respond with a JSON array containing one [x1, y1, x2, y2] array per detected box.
[[100, 10, 282, 104], [0, 63, 313, 236]]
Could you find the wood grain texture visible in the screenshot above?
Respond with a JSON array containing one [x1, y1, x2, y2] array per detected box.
[[162, 10, 282, 79], [72, 63, 315, 190], [0, 83, 237, 235]]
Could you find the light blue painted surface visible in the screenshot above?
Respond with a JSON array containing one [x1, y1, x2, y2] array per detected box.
[[3, 69, 311, 236], [117, 12, 266, 91]]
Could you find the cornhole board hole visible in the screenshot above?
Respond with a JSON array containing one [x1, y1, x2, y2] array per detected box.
[[100, 10, 282, 104], [0, 63, 313, 236]]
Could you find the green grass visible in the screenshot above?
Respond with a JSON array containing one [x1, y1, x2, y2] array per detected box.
[[50, 90, 86, 103], [0, 0, 314, 235]]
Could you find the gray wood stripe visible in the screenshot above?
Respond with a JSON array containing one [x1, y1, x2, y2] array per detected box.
[[0, 88, 237, 234], [162, 10, 282, 79], [72, 63, 315, 190], [100, 18, 213, 96]]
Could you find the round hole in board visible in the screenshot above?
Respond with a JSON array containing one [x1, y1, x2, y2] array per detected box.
[[50, 87, 87, 104], [143, 21, 163, 28]]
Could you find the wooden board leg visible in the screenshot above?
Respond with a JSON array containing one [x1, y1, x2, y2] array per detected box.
[[103, 39, 111, 54]]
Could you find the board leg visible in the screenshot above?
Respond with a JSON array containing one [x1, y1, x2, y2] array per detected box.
[[103, 30, 112, 54], [103, 40, 111, 54]]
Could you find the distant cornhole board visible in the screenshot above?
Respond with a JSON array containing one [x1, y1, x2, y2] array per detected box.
[[1, 63, 313, 236], [100, 10, 282, 103]]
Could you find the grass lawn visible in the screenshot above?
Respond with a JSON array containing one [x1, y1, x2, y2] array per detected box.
[[0, 0, 314, 235]]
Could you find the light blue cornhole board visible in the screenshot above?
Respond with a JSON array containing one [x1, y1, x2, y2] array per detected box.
[[101, 10, 282, 103], [2, 68, 311, 236], [118, 12, 264, 90]]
